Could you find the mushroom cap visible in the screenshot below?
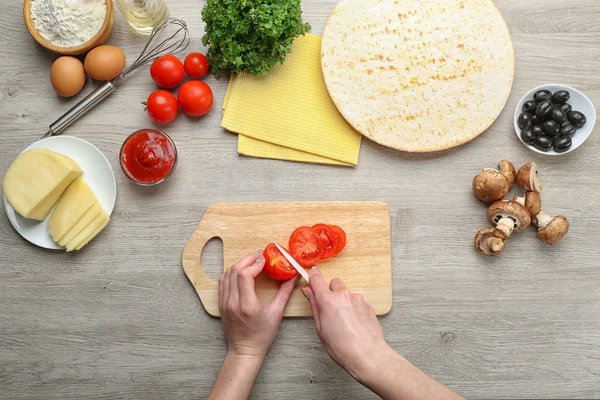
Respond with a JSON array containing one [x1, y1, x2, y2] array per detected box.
[[498, 160, 516, 187], [487, 200, 531, 232], [514, 192, 542, 216], [516, 162, 542, 193], [474, 228, 506, 256], [473, 169, 511, 203], [538, 216, 569, 245]]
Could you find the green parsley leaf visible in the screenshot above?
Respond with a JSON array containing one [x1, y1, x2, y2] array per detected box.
[[201, 0, 311, 77]]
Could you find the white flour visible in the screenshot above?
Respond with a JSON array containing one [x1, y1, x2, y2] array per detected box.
[[30, 0, 107, 47]]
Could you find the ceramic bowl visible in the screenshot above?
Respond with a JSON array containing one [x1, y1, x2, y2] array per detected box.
[[514, 84, 596, 155]]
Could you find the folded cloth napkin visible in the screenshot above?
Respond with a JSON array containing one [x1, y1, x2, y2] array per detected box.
[[221, 33, 362, 166]]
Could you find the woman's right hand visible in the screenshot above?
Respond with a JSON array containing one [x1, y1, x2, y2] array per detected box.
[[303, 267, 392, 380]]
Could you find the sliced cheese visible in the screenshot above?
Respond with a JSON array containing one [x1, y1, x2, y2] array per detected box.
[[48, 178, 98, 243], [3, 149, 83, 220], [58, 202, 102, 247], [66, 211, 108, 252], [74, 215, 110, 251]]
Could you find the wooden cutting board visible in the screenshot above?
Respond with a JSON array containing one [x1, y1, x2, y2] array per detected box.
[[182, 201, 392, 317]]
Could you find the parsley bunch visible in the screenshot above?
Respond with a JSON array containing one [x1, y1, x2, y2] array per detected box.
[[201, 0, 311, 77]]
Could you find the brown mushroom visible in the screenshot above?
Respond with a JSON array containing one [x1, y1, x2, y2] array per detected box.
[[516, 162, 542, 193], [533, 212, 569, 245], [475, 228, 507, 256], [472, 160, 516, 203], [513, 192, 542, 216], [487, 200, 531, 240]]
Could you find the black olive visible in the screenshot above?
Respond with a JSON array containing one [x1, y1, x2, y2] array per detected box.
[[531, 125, 544, 137], [559, 124, 577, 138], [520, 128, 536, 144], [534, 89, 552, 102], [531, 114, 543, 125], [518, 112, 533, 129], [567, 111, 587, 128], [536, 100, 554, 118], [551, 90, 570, 104], [554, 136, 572, 153], [551, 109, 567, 124], [558, 103, 572, 113], [542, 120, 560, 137], [533, 136, 553, 151], [522, 100, 538, 113]]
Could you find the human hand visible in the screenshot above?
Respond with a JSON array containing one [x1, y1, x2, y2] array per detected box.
[[218, 251, 297, 359], [303, 267, 391, 380]]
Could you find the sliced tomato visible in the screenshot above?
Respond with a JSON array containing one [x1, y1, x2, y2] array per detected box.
[[311, 224, 338, 260], [263, 243, 298, 281], [289, 226, 323, 267], [329, 225, 347, 254]]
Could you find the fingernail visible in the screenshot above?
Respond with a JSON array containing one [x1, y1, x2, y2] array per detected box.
[[255, 254, 264, 263], [301, 287, 310, 300], [255, 249, 263, 254], [311, 266, 317, 270]]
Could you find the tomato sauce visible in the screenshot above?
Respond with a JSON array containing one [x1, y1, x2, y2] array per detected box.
[[120, 129, 176, 184]]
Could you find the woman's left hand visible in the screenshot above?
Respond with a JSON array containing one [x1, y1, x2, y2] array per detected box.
[[218, 251, 297, 358]]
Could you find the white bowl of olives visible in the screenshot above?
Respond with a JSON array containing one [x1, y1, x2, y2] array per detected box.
[[514, 84, 596, 155]]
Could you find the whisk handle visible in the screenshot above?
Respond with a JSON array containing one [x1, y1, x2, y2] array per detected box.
[[42, 81, 116, 139]]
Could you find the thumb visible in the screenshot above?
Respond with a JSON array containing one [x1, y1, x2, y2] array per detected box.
[[268, 277, 296, 316]]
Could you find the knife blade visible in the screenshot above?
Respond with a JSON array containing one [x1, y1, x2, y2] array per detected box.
[[274, 242, 310, 283]]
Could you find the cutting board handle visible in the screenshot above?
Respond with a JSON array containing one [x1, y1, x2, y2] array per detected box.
[[182, 219, 221, 317]]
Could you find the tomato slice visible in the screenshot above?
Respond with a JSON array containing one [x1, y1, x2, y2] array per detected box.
[[329, 225, 347, 254], [311, 224, 338, 259], [289, 226, 323, 267], [263, 243, 298, 281]]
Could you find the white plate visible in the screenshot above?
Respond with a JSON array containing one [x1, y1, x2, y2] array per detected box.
[[3, 136, 117, 250], [514, 84, 596, 155]]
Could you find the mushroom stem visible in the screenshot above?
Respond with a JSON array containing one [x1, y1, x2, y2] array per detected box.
[[533, 211, 552, 228], [495, 217, 515, 239], [487, 237, 505, 252]]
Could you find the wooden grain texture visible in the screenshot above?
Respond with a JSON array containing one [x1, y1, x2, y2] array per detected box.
[[182, 201, 392, 316], [0, 0, 599, 399]]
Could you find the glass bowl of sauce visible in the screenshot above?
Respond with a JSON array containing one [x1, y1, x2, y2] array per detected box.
[[120, 129, 177, 185]]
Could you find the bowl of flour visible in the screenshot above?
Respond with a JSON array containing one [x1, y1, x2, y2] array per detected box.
[[24, 0, 114, 55]]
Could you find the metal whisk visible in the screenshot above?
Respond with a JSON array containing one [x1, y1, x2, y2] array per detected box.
[[43, 18, 190, 139]]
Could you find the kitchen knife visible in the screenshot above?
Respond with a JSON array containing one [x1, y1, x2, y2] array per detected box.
[[274, 242, 310, 283]]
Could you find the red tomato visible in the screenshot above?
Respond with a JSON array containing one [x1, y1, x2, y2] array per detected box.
[[177, 81, 213, 117], [146, 90, 178, 124], [289, 226, 323, 267], [329, 225, 347, 254], [184, 52, 209, 78], [263, 243, 298, 281], [311, 224, 338, 259], [150, 54, 185, 89]]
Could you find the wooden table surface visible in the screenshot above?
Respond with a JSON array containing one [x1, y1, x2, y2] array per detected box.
[[1, 1, 599, 399]]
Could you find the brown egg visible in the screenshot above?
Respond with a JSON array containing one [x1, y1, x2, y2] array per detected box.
[[84, 45, 126, 81], [50, 57, 86, 97]]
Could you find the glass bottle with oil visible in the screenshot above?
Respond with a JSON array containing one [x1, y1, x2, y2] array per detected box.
[[115, 0, 169, 35]]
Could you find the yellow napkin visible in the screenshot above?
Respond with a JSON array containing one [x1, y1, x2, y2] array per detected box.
[[222, 34, 362, 166]]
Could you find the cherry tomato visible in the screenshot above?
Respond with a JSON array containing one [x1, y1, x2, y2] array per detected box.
[[184, 52, 209, 78], [329, 225, 346, 254], [150, 55, 185, 89], [177, 80, 213, 117], [263, 243, 298, 281], [146, 90, 178, 124], [289, 226, 323, 267], [311, 224, 338, 260]]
